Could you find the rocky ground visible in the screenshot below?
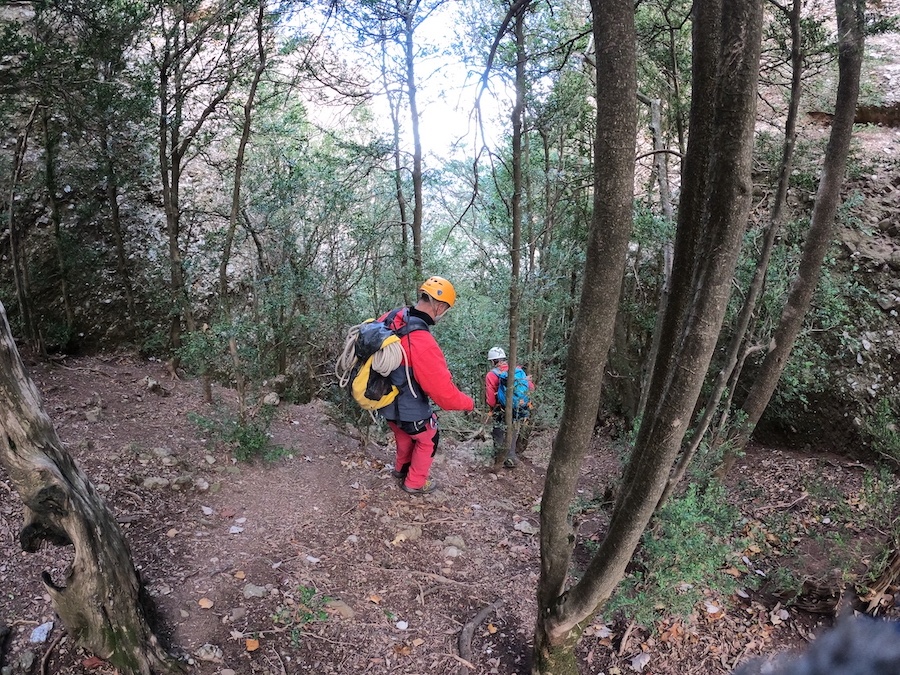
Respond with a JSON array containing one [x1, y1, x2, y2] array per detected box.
[[1, 354, 898, 675]]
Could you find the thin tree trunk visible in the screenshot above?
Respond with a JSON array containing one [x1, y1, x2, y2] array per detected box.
[[533, 0, 638, 670], [41, 106, 76, 334], [503, 8, 526, 464], [635, 93, 674, 423], [0, 303, 181, 675], [8, 107, 41, 352], [404, 9, 424, 278], [101, 126, 136, 317], [720, 0, 865, 473]]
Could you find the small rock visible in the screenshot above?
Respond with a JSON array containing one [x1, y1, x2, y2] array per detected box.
[[222, 670, 236, 675], [243, 584, 267, 599], [142, 477, 170, 489], [152, 447, 173, 458], [325, 600, 356, 619], [194, 643, 223, 663], [514, 520, 539, 535], [230, 607, 247, 622], [442, 546, 462, 558], [263, 392, 280, 406], [194, 477, 210, 491], [443, 535, 466, 549], [17, 651, 35, 671], [29, 622, 53, 643], [204, 455, 216, 465]]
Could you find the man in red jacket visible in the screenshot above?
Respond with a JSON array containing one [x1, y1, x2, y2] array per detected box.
[[378, 276, 474, 494]]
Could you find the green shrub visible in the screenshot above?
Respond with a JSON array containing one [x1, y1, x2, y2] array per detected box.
[[189, 404, 284, 462], [863, 398, 900, 467], [603, 482, 745, 627]]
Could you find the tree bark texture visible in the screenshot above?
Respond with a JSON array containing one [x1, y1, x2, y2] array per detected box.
[[533, 0, 637, 671], [535, 1, 764, 671], [723, 0, 865, 466], [636, 0, 721, 428], [0, 303, 181, 674]]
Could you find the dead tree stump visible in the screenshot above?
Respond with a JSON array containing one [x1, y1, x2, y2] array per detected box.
[[0, 302, 182, 675]]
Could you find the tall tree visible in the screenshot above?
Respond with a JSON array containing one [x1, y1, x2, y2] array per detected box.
[[719, 0, 865, 473], [534, 0, 765, 671], [0, 301, 181, 675], [150, 0, 255, 357], [533, 0, 637, 669], [341, 0, 441, 280]]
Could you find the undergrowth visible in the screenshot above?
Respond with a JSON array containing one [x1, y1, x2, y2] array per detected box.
[[189, 404, 286, 461], [602, 482, 750, 628]]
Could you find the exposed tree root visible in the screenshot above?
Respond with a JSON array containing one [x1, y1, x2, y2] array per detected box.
[[457, 599, 503, 675]]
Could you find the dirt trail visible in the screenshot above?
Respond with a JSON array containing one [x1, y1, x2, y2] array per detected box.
[[0, 355, 895, 674]]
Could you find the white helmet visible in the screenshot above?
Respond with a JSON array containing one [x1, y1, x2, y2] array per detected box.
[[487, 347, 506, 361]]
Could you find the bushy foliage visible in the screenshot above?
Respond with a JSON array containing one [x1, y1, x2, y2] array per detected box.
[[603, 482, 747, 627], [188, 404, 284, 462]]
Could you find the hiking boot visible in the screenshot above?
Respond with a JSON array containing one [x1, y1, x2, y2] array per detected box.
[[401, 479, 438, 495], [391, 463, 410, 481]]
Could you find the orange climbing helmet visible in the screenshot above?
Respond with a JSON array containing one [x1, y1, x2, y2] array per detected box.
[[419, 276, 456, 307]]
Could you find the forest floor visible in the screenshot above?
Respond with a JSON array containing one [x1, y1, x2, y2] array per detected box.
[[1, 355, 899, 675]]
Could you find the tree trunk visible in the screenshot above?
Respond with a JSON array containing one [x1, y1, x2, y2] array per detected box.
[[533, 0, 638, 670], [101, 125, 137, 318], [720, 0, 865, 472], [502, 8, 526, 463], [8, 108, 41, 352], [534, 1, 764, 670], [663, 0, 804, 501], [0, 302, 181, 675], [404, 10, 424, 279], [41, 105, 76, 335]]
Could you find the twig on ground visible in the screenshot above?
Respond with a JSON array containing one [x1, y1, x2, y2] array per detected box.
[[378, 567, 473, 586], [753, 493, 808, 515], [266, 647, 288, 675], [447, 653, 476, 669], [41, 630, 66, 675], [618, 620, 636, 656], [457, 599, 503, 674]]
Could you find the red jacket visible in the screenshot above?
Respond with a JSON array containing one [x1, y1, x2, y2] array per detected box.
[[381, 307, 474, 414]]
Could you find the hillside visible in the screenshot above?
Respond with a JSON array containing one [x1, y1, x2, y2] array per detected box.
[[1, 354, 898, 674]]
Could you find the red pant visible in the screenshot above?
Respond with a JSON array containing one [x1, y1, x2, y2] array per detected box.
[[388, 415, 440, 489]]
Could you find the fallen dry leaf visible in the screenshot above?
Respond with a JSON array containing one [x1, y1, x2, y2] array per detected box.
[[246, 638, 260, 652], [198, 597, 214, 609], [367, 594, 382, 604], [487, 623, 497, 634], [234, 570, 246, 579], [82, 656, 105, 669]]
